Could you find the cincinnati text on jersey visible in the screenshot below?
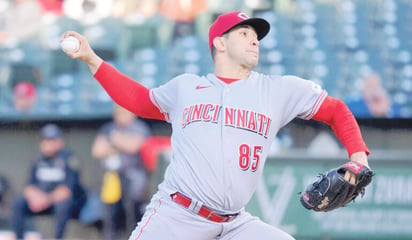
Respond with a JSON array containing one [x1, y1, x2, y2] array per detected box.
[[182, 103, 272, 138]]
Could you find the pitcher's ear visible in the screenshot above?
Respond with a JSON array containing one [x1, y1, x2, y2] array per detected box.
[[213, 36, 226, 52]]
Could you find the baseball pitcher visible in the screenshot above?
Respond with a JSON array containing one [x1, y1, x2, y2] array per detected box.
[[62, 11, 372, 240]]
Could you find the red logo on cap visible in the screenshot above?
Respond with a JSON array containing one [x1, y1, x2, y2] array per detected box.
[[238, 12, 249, 20]]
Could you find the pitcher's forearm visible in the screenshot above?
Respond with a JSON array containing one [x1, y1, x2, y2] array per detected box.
[[87, 54, 104, 75]]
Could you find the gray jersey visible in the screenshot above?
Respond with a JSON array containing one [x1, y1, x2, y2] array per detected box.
[[149, 72, 327, 213]]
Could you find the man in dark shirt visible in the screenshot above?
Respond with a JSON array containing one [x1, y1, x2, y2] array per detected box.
[[10, 124, 85, 239]]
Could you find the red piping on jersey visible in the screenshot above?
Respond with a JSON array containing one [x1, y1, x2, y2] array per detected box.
[[134, 197, 163, 239], [94, 61, 165, 120], [304, 90, 327, 120], [149, 89, 170, 122], [312, 96, 369, 157]]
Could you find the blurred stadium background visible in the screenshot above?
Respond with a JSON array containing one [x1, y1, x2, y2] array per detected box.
[[0, 0, 411, 239]]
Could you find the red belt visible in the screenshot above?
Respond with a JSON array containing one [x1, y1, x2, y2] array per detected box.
[[170, 192, 237, 223]]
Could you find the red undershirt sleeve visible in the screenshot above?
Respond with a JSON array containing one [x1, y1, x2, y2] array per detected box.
[[93, 61, 165, 121], [312, 96, 370, 157]]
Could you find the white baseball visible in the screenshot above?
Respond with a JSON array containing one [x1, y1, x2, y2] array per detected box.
[[61, 36, 80, 53]]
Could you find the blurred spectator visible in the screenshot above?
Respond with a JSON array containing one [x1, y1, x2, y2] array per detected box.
[[159, 0, 207, 41], [37, 0, 64, 16], [91, 104, 151, 240], [63, 0, 113, 25], [244, 0, 274, 15], [13, 81, 37, 112], [274, 0, 297, 14], [10, 124, 86, 239], [0, 174, 9, 223], [111, 0, 158, 20], [0, 175, 8, 206], [0, 0, 43, 46], [207, 0, 244, 15], [345, 73, 402, 118], [139, 136, 171, 174]]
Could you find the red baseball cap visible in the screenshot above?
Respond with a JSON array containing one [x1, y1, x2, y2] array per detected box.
[[14, 81, 36, 97], [208, 11, 270, 50]]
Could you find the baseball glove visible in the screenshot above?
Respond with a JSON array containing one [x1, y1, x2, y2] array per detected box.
[[299, 161, 374, 212]]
